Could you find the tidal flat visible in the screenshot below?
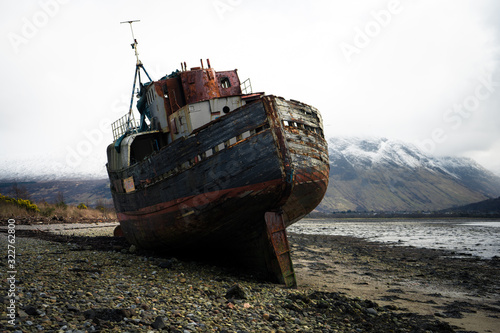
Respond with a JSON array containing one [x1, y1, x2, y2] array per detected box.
[[1, 219, 499, 332], [289, 218, 500, 333]]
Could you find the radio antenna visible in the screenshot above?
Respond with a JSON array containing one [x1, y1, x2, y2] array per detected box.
[[120, 20, 142, 65]]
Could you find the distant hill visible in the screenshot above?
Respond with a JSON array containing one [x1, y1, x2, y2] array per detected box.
[[443, 197, 500, 214], [0, 179, 112, 208], [317, 137, 500, 213]]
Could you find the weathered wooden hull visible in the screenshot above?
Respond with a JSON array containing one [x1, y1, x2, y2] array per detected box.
[[107, 95, 329, 284]]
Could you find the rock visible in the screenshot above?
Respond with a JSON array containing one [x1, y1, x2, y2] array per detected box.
[[151, 316, 166, 329], [92, 308, 125, 322], [17, 309, 29, 318], [83, 309, 96, 319], [225, 284, 247, 300], [67, 305, 79, 312], [121, 308, 136, 318], [129, 245, 137, 253], [366, 308, 378, 315], [23, 305, 37, 315], [158, 259, 175, 269]]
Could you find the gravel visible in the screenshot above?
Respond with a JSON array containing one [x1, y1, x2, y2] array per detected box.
[[0, 227, 457, 332]]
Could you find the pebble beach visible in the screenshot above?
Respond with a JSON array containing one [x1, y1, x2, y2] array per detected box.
[[1, 220, 499, 332]]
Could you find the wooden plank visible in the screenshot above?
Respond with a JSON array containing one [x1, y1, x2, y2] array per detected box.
[[264, 211, 296, 287]]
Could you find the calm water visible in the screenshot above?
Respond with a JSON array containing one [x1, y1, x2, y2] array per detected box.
[[289, 219, 500, 259]]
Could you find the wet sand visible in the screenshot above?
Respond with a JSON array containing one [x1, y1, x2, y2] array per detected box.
[[289, 232, 500, 333]]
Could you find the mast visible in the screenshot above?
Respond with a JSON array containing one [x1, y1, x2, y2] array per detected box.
[[121, 20, 141, 66], [120, 20, 152, 130]]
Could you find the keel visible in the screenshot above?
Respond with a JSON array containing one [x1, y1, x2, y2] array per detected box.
[[264, 211, 296, 287]]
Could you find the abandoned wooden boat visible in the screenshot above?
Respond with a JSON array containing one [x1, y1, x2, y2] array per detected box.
[[107, 24, 329, 286]]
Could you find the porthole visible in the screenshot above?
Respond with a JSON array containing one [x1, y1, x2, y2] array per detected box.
[[223, 106, 230, 114]]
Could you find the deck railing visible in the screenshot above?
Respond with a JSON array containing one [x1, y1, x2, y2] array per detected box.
[[111, 113, 139, 140]]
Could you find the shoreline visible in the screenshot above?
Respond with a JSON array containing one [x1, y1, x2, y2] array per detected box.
[[290, 218, 500, 260], [1, 222, 499, 332], [289, 232, 500, 333]]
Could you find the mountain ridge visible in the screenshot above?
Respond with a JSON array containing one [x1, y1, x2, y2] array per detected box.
[[317, 136, 500, 212]]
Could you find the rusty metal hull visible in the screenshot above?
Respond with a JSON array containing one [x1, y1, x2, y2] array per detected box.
[[107, 95, 329, 284]]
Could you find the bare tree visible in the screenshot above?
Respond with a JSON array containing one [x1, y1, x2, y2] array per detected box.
[[56, 191, 67, 208], [10, 182, 31, 200]]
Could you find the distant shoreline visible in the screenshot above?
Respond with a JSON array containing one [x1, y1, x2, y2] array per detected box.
[[291, 218, 500, 260], [309, 212, 500, 219]]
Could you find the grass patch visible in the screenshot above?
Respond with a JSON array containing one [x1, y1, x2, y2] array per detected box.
[[0, 193, 115, 221]]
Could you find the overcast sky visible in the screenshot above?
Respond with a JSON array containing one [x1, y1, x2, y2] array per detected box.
[[1, 0, 499, 177]]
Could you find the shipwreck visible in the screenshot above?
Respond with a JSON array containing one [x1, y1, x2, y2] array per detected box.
[[106, 22, 329, 286]]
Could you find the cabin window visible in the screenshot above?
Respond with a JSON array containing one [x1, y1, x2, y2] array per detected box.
[[220, 77, 231, 89], [147, 89, 155, 106]]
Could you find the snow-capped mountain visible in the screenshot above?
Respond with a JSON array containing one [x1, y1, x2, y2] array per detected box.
[[0, 155, 107, 181], [319, 137, 500, 212], [330, 137, 496, 179]]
